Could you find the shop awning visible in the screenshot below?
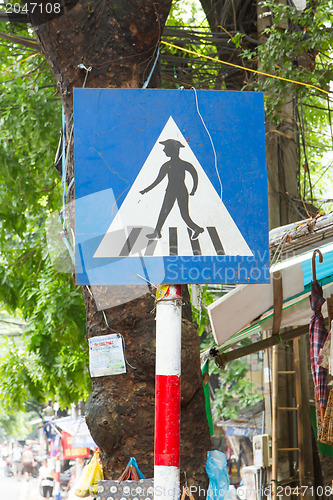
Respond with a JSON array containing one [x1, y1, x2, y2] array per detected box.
[[216, 401, 264, 437], [52, 416, 96, 448], [208, 241, 333, 350]]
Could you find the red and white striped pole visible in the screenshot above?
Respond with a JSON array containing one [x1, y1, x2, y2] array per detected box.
[[154, 285, 182, 500]]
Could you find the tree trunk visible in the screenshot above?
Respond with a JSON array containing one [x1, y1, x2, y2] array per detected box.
[[257, 1, 318, 229], [197, 0, 258, 91], [28, 0, 211, 485], [83, 286, 210, 484]]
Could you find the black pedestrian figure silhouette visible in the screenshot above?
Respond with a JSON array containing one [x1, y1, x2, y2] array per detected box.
[[140, 139, 204, 240]]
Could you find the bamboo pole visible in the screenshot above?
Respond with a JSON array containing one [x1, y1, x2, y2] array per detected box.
[[215, 325, 308, 367], [272, 345, 279, 500], [294, 338, 305, 498]]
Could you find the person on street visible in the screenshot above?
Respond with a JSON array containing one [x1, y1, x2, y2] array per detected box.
[[21, 445, 34, 481], [11, 442, 22, 480], [66, 457, 85, 496], [1, 441, 9, 461], [38, 458, 55, 499]]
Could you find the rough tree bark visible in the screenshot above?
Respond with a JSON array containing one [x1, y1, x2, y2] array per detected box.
[[28, 0, 211, 485], [198, 0, 258, 91]]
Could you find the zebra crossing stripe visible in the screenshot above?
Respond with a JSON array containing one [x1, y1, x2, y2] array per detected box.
[[120, 227, 142, 256], [118, 226, 225, 257], [187, 228, 202, 256], [145, 238, 158, 256], [169, 227, 178, 256], [207, 226, 225, 255]]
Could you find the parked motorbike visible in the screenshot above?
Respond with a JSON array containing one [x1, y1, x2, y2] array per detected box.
[[4, 459, 13, 477], [60, 468, 72, 489], [4, 458, 40, 478], [31, 461, 41, 478]]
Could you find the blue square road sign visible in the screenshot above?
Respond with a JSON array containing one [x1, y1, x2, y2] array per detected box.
[[74, 89, 269, 286]]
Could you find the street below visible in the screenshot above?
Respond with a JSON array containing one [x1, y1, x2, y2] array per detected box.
[[0, 458, 39, 500]]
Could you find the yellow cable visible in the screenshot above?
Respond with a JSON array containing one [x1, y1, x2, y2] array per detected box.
[[5, 52, 41, 71], [0, 32, 39, 46], [161, 40, 330, 96], [217, 25, 245, 52]]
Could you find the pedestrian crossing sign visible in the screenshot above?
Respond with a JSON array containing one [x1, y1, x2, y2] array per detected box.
[[74, 89, 269, 285]]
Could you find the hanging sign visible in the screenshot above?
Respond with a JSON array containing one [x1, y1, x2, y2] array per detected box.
[[88, 334, 126, 377], [61, 432, 90, 460], [74, 89, 269, 285]]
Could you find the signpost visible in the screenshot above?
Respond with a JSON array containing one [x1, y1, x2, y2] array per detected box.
[[155, 285, 182, 500], [74, 88, 269, 500]]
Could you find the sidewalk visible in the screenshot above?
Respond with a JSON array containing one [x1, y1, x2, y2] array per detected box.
[[12, 478, 40, 500], [17, 477, 39, 500], [18, 478, 68, 500]]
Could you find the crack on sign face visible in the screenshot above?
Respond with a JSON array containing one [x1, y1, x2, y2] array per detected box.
[[112, 186, 130, 215], [90, 147, 130, 184]]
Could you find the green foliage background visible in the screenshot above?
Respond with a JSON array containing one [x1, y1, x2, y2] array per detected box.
[[240, 0, 333, 206], [0, 22, 90, 419], [191, 286, 264, 420]]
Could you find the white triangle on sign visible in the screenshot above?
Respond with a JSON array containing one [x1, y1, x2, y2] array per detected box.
[[94, 116, 253, 258]]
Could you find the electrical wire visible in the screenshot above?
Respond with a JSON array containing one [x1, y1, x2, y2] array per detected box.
[[191, 86, 222, 199], [160, 40, 331, 97]]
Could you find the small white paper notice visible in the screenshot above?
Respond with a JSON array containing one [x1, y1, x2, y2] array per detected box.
[[88, 334, 126, 377]]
